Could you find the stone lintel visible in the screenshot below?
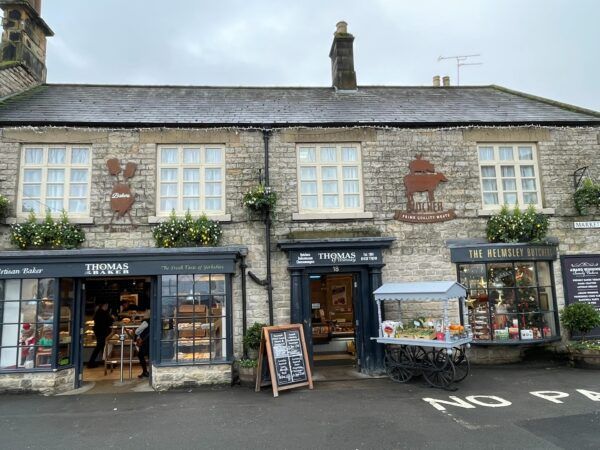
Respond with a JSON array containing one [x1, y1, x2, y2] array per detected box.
[[139, 129, 241, 145], [463, 127, 551, 142], [4, 127, 109, 143], [279, 127, 376, 143]]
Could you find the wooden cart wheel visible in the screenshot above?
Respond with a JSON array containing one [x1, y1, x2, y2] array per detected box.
[[423, 348, 456, 389], [384, 346, 413, 383], [404, 345, 427, 376], [450, 346, 470, 382]]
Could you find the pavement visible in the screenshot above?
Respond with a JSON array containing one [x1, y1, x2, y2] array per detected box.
[[0, 362, 598, 450]]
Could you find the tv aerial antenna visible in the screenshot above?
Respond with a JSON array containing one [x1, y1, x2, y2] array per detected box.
[[438, 54, 482, 85]]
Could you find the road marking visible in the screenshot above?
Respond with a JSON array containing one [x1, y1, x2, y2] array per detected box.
[[422, 396, 476, 411], [465, 395, 512, 407], [530, 391, 570, 404], [576, 389, 600, 401]]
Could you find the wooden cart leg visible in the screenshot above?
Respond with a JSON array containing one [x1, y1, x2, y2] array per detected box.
[[451, 345, 470, 382]]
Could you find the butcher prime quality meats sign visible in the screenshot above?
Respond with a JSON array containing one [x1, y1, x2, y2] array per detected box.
[[394, 155, 456, 223]]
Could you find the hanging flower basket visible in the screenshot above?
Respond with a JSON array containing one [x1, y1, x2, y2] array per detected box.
[[574, 178, 600, 215], [242, 184, 277, 216], [152, 210, 223, 248], [486, 205, 549, 243], [10, 211, 85, 250]]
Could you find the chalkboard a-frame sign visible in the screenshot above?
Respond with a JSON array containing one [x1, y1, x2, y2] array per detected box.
[[255, 324, 314, 397]]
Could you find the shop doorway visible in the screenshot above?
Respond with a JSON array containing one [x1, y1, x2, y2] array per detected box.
[[79, 276, 153, 386], [309, 273, 358, 367]]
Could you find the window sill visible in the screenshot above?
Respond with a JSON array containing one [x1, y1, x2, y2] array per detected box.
[[148, 214, 232, 224], [292, 212, 374, 221], [476, 207, 555, 217], [7, 217, 95, 225]]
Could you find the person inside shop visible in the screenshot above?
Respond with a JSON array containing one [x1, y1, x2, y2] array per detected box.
[[129, 310, 150, 378], [87, 302, 114, 369]]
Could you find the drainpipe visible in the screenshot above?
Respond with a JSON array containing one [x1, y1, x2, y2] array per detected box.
[[263, 129, 274, 326], [240, 253, 248, 358]]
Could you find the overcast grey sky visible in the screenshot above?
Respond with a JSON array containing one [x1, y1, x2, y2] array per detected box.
[[23, 0, 600, 111]]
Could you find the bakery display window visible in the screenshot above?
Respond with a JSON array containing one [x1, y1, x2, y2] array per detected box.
[[458, 261, 559, 343], [0, 278, 56, 370], [159, 273, 228, 364]]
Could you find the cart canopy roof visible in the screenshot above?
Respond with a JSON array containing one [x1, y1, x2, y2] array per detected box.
[[373, 281, 467, 301]]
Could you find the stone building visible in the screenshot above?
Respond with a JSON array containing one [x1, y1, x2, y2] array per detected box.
[[0, 2, 599, 393]]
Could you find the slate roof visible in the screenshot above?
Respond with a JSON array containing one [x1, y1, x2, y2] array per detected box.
[[0, 84, 598, 127]]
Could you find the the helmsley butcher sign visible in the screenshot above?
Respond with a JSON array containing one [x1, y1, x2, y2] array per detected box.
[[394, 155, 456, 223]]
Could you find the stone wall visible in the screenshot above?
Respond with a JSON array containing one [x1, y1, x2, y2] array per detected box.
[[0, 368, 75, 394], [0, 64, 39, 99], [152, 364, 231, 390]]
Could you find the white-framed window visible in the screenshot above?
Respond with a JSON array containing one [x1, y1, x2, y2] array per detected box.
[[297, 143, 363, 212], [477, 143, 542, 209], [18, 145, 92, 217], [157, 145, 225, 216]]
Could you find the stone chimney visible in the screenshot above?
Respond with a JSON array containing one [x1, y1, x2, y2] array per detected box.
[[442, 76, 450, 86], [433, 75, 441, 87], [0, 0, 53, 98], [329, 21, 357, 91]]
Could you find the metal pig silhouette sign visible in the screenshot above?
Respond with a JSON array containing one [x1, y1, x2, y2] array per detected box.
[[107, 158, 137, 225], [394, 155, 456, 223]]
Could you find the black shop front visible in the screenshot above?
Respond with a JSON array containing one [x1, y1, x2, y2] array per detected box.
[[0, 247, 245, 391], [278, 238, 394, 374]]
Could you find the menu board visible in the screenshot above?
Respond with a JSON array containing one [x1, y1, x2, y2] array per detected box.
[[255, 324, 313, 397], [561, 255, 600, 337]]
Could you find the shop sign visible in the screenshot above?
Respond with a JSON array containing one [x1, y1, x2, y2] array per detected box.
[[290, 249, 382, 266], [107, 158, 137, 227], [574, 221, 600, 229], [394, 155, 456, 223], [450, 244, 557, 263], [0, 259, 235, 279], [561, 255, 600, 337]]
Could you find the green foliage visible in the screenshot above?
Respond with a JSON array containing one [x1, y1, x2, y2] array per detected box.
[[242, 184, 277, 216], [560, 303, 600, 339], [238, 358, 258, 368], [243, 322, 267, 350], [574, 178, 600, 215], [486, 205, 549, 243], [152, 210, 223, 248], [0, 194, 10, 221], [10, 211, 85, 249], [569, 340, 600, 351]]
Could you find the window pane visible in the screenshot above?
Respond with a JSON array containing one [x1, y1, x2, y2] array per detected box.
[[343, 166, 358, 179], [501, 166, 515, 177], [22, 279, 38, 299], [160, 198, 177, 211], [70, 169, 88, 182], [499, 147, 514, 160], [48, 148, 66, 164], [323, 195, 339, 208], [183, 198, 200, 211], [342, 147, 358, 162], [205, 148, 222, 164], [182, 168, 200, 182], [503, 193, 518, 204], [302, 196, 317, 208], [322, 167, 337, 180], [47, 169, 65, 183], [47, 199, 63, 212], [47, 184, 65, 197], [521, 179, 536, 191], [518, 147, 533, 160], [320, 147, 337, 162], [502, 179, 517, 191], [478, 147, 494, 161], [480, 166, 496, 178], [482, 179, 497, 192], [205, 168, 221, 182], [301, 181, 317, 194], [23, 184, 41, 198], [183, 183, 199, 196], [71, 148, 89, 164], [205, 182, 221, 196], [161, 148, 178, 164], [523, 192, 538, 204], [298, 148, 316, 162], [68, 199, 87, 213], [23, 169, 42, 183], [205, 198, 221, 211], [300, 167, 316, 180], [520, 166, 535, 177], [22, 200, 40, 214], [161, 168, 178, 181], [180, 148, 199, 164], [322, 181, 338, 194], [344, 195, 360, 208], [343, 180, 359, 194], [160, 183, 178, 196], [483, 193, 499, 205], [24, 148, 43, 164]]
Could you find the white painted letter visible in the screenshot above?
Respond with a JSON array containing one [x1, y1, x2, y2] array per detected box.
[[465, 395, 512, 407], [422, 396, 476, 411], [576, 389, 600, 401], [530, 391, 570, 404]]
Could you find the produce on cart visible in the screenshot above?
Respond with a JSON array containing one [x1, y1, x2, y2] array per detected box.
[[372, 281, 472, 390]]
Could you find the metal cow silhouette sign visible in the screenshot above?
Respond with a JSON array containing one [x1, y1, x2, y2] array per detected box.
[[106, 158, 137, 226], [394, 155, 456, 223]]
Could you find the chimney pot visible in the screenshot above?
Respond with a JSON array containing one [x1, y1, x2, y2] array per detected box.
[[329, 21, 357, 90], [442, 76, 450, 86], [433, 75, 441, 87], [335, 21, 348, 35]]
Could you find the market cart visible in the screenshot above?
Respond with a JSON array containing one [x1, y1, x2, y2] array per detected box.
[[372, 281, 472, 390]]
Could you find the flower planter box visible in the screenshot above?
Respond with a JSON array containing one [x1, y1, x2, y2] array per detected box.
[[569, 349, 600, 369], [238, 366, 257, 386]]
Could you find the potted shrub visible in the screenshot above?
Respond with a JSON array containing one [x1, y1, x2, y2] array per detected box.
[[486, 205, 549, 243], [237, 358, 258, 386], [10, 210, 85, 249], [0, 194, 10, 223], [152, 210, 223, 248], [242, 184, 277, 217], [560, 303, 600, 369], [243, 322, 266, 359]]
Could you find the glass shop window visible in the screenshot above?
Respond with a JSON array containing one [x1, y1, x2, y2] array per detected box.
[[159, 274, 228, 364], [458, 261, 558, 342], [0, 278, 56, 370]]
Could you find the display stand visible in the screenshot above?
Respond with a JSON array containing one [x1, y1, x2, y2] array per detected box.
[[372, 281, 472, 390]]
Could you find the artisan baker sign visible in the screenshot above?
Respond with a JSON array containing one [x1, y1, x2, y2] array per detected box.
[[394, 155, 456, 223], [290, 249, 382, 266], [450, 244, 557, 263]]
